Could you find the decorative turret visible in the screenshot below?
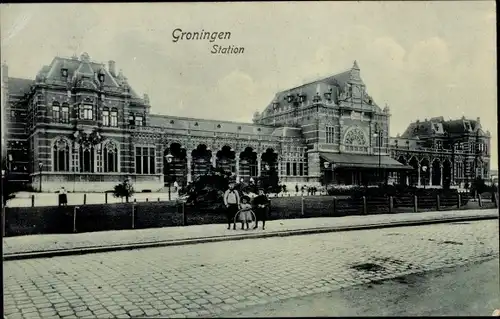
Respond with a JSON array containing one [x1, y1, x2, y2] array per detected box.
[[108, 60, 116, 76], [349, 60, 363, 84], [252, 111, 260, 123], [383, 103, 390, 114]]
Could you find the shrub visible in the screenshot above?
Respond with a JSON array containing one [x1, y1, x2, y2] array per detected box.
[[113, 180, 135, 202]]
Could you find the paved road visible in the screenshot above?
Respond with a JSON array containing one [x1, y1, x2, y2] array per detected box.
[[4, 220, 499, 319], [221, 257, 500, 317]]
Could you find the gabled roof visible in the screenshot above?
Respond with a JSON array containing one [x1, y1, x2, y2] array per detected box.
[[259, 61, 377, 118], [38, 53, 142, 100], [401, 117, 483, 138]]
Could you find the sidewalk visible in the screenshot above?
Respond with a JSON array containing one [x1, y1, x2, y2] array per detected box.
[[3, 209, 497, 260]]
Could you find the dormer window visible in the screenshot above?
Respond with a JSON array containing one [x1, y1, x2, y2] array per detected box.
[[194, 122, 199, 126], [324, 90, 332, 100], [98, 73, 105, 83], [313, 94, 321, 103], [170, 120, 175, 124], [217, 124, 221, 129], [135, 114, 143, 126], [464, 121, 472, 131], [238, 126, 242, 130], [299, 94, 306, 103], [61, 68, 68, 77], [272, 102, 279, 110], [286, 94, 294, 103]]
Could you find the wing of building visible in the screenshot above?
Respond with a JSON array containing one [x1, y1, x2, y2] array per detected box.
[[1, 54, 492, 192]]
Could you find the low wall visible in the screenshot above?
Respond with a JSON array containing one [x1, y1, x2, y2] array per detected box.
[[30, 173, 163, 193], [4, 192, 493, 237]]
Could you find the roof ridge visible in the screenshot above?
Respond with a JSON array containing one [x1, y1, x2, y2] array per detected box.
[[276, 69, 351, 94]]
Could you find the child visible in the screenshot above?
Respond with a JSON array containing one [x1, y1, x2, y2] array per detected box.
[[238, 196, 253, 230], [253, 188, 270, 230]]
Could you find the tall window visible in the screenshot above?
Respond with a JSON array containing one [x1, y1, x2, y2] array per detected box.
[[135, 114, 143, 126], [110, 108, 118, 127], [103, 141, 118, 172], [129, 112, 135, 126], [299, 163, 304, 176], [286, 162, 291, 176], [61, 103, 69, 123], [326, 126, 335, 144], [292, 162, 297, 176], [53, 139, 70, 171], [102, 108, 110, 126], [135, 146, 155, 174], [79, 144, 94, 173], [52, 102, 60, 122], [79, 104, 93, 120]]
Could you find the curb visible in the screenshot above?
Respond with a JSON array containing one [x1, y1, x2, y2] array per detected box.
[[3, 214, 498, 261]]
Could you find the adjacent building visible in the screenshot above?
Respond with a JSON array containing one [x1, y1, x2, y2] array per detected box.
[[1, 53, 492, 192]]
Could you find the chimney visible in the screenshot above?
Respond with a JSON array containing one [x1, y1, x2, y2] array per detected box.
[[108, 60, 116, 76], [1, 61, 8, 83], [476, 117, 480, 124]]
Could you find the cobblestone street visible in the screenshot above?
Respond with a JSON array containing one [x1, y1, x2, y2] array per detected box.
[[4, 219, 499, 319]]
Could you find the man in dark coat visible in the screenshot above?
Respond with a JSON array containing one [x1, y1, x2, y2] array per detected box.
[[253, 188, 270, 230]]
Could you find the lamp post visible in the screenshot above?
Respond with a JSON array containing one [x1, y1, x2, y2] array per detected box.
[[165, 153, 173, 201], [323, 161, 330, 186], [421, 165, 428, 189], [38, 161, 43, 192], [373, 130, 383, 183]]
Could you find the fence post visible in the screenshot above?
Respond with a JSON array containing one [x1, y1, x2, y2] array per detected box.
[[146, 198, 149, 202], [457, 193, 461, 209], [301, 196, 304, 216], [105, 192, 108, 204], [362, 196, 367, 215], [158, 198, 160, 202], [478, 194, 482, 207], [332, 197, 337, 216], [131, 203, 135, 229], [389, 196, 393, 214], [73, 207, 78, 233], [414, 195, 418, 213], [182, 202, 187, 226], [436, 194, 441, 211], [31, 195, 35, 207], [83, 194, 87, 205], [134, 198, 137, 203]]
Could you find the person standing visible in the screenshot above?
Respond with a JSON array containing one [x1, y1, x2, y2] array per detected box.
[[58, 186, 68, 206], [253, 188, 270, 230], [223, 182, 240, 230]]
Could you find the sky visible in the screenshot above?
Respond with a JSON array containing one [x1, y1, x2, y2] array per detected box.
[[1, 2, 497, 169]]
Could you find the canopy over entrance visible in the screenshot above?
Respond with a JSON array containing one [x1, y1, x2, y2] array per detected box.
[[319, 153, 413, 170]]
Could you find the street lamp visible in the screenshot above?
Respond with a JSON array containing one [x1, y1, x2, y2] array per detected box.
[[38, 161, 43, 192], [165, 153, 174, 201], [421, 165, 428, 189], [373, 130, 383, 184]]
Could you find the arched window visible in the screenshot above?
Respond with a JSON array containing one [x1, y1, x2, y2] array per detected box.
[[103, 141, 119, 173], [79, 143, 94, 173], [52, 102, 60, 122], [53, 139, 70, 171], [61, 103, 69, 123], [110, 108, 118, 127], [102, 107, 110, 126]]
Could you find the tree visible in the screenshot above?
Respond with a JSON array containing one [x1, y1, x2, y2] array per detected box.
[[113, 180, 134, 202]]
